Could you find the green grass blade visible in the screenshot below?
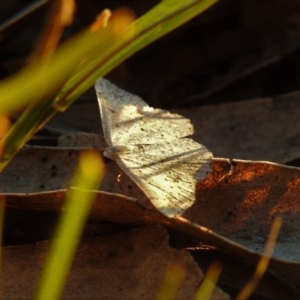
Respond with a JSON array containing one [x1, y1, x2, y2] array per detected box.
[[155, 264, 186, 300], [0, 21, 129, 170], [194, 262, 222, 300], [55, 0, 218, 109], [0, 23, 114, 114], [35, 150, 104, 300]]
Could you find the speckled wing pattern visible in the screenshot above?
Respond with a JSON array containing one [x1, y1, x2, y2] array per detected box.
[[95, 78, 212, 217]]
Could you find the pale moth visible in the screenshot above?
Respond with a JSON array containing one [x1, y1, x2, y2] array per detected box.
[[95, 78, 212, 217]]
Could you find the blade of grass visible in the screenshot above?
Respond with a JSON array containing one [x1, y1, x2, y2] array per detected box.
[[235, 217, 282, 300], [35, 150, 104, 300], [194, 261, 222, 300], [0, 9, 133, 171], [0, 12, 124, 169], [0, 13, 116, 115], [55, 0, 218, 109], [155, 263, 186, 300], [0, 0, 217, 172]]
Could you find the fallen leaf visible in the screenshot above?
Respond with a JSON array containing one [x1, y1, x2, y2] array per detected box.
[[175, 94, 300, 163], [4, 147, 300, 261], [184, 158, 300, 262], [0, 225, 230, 300]]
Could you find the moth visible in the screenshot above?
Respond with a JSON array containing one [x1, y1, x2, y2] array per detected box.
[[95, 78, 212, 217]]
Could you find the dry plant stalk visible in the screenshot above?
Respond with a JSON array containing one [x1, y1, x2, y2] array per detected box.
[[236, 217, 283, 300]]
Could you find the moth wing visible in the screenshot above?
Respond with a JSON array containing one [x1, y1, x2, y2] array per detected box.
[[95, 78, 194, 146], [114, 139, 212, 217]]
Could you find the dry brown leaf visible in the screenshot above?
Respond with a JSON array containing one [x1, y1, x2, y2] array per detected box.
[[0, 146, 155, 213], [175, 94, 300, 163], [0, 146, 81, 192], [3, 146, 300, 261], [5, 147, 300, 295], [5, 190, 249, 268], [5, 147, 300, 278], [3, 188, 244, 257], [183, 158, 300, 262], [4, 188, 300, 298], [58, 132, 107, 149], [0, 225, 229, 300]]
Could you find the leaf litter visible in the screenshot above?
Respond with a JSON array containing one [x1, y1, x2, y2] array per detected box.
[[3, 145, 300, 297], [0, 225, 229, 299], [4, 80, 300, 297], [5, 1, 300, 296], [3, 148, 300, 260]]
